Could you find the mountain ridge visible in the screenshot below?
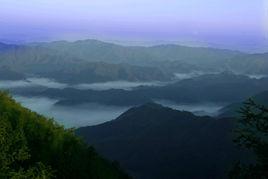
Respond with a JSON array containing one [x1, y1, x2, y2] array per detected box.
[[76, 102, 247, 179]]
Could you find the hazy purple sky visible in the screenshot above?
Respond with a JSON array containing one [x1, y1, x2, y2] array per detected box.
[[0, 0, 267, 51]]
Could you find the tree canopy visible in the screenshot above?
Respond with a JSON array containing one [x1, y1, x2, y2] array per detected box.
[[230, 99, 268, 178], [0, 92, 130, 179]]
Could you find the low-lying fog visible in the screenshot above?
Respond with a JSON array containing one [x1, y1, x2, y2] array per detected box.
[[1, 72, 266, 91], [0, 78, 67, 89], [174, 71, 209, 80], [12, 95, 224, 128], [74, 81, 168, 90], [174, 71, 268, 80], [155, 100, 224, 116], [0, 74, 243, 127], [247, 74, 268, 79], [14, 95, 129, 128], [0, 78, 167, 90]]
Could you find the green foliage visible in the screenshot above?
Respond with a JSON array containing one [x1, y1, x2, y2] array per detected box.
[[230, 99, 268, 178], [0, 92, 130, 179]]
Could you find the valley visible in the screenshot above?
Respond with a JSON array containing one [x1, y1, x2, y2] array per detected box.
[[1, 40, 268, 178], [1, 1, 268, 178]]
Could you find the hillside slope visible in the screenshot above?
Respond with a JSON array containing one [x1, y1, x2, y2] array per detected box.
[[0, 92, 130, 179]]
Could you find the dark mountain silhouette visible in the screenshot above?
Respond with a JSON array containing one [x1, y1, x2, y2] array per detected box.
[[76, 103, 247, 179]]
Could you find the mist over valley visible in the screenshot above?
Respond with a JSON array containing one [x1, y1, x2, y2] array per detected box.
[[0, 77, 168, 91], [1, 1, 268, 179], [4, 73, 227, 127], [1, 52, 268, 128], [13, 95, 129, 127]]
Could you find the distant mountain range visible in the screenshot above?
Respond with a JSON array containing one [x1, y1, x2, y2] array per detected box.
[[18, 72, 268, 107], [0, 42, 171, 83], [1, 39, 267, 178], [1, 39, 268, 84], [76, 102, 248, 179], [226, 53, 268, 74], [29, 40, 241, 69], [18, 40, 268, 74], [0, 66, 25, 80], [0, 42, 18, 51]]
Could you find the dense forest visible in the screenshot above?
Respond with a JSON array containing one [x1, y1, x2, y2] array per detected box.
[[0, 91, 130, 179]]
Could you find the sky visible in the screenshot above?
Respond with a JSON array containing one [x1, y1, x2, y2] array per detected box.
[[0, 0, 268, 51]]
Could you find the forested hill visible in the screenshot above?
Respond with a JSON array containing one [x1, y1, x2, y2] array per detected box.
[[0, 91, 130, 179], [77, 103, 247, 179]]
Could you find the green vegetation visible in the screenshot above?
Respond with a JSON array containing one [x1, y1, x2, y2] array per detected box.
[[230, 99, 268, 178], [0, 92, 130, 179]]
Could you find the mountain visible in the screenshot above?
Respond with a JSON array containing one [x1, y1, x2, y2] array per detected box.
[[0, 45, 171, 83], [0, 66, 25, 80], [33, 39, 268, 75], [30, 40, 268, 75], [0, 42, 18, 51], [76, 103, 248, 179], [227, 53, 268, 74], [0, 91, 130, 179], [219, 90, 268, 117], [27, 72, 268, 106], [30, 40, 243, 72], [1, 39, 268, 84]]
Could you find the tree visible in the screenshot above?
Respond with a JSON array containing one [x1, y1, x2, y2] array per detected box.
[[0, 92, 130, 179], [229, 99, 268, 178], [0, 115, 53, 178]]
